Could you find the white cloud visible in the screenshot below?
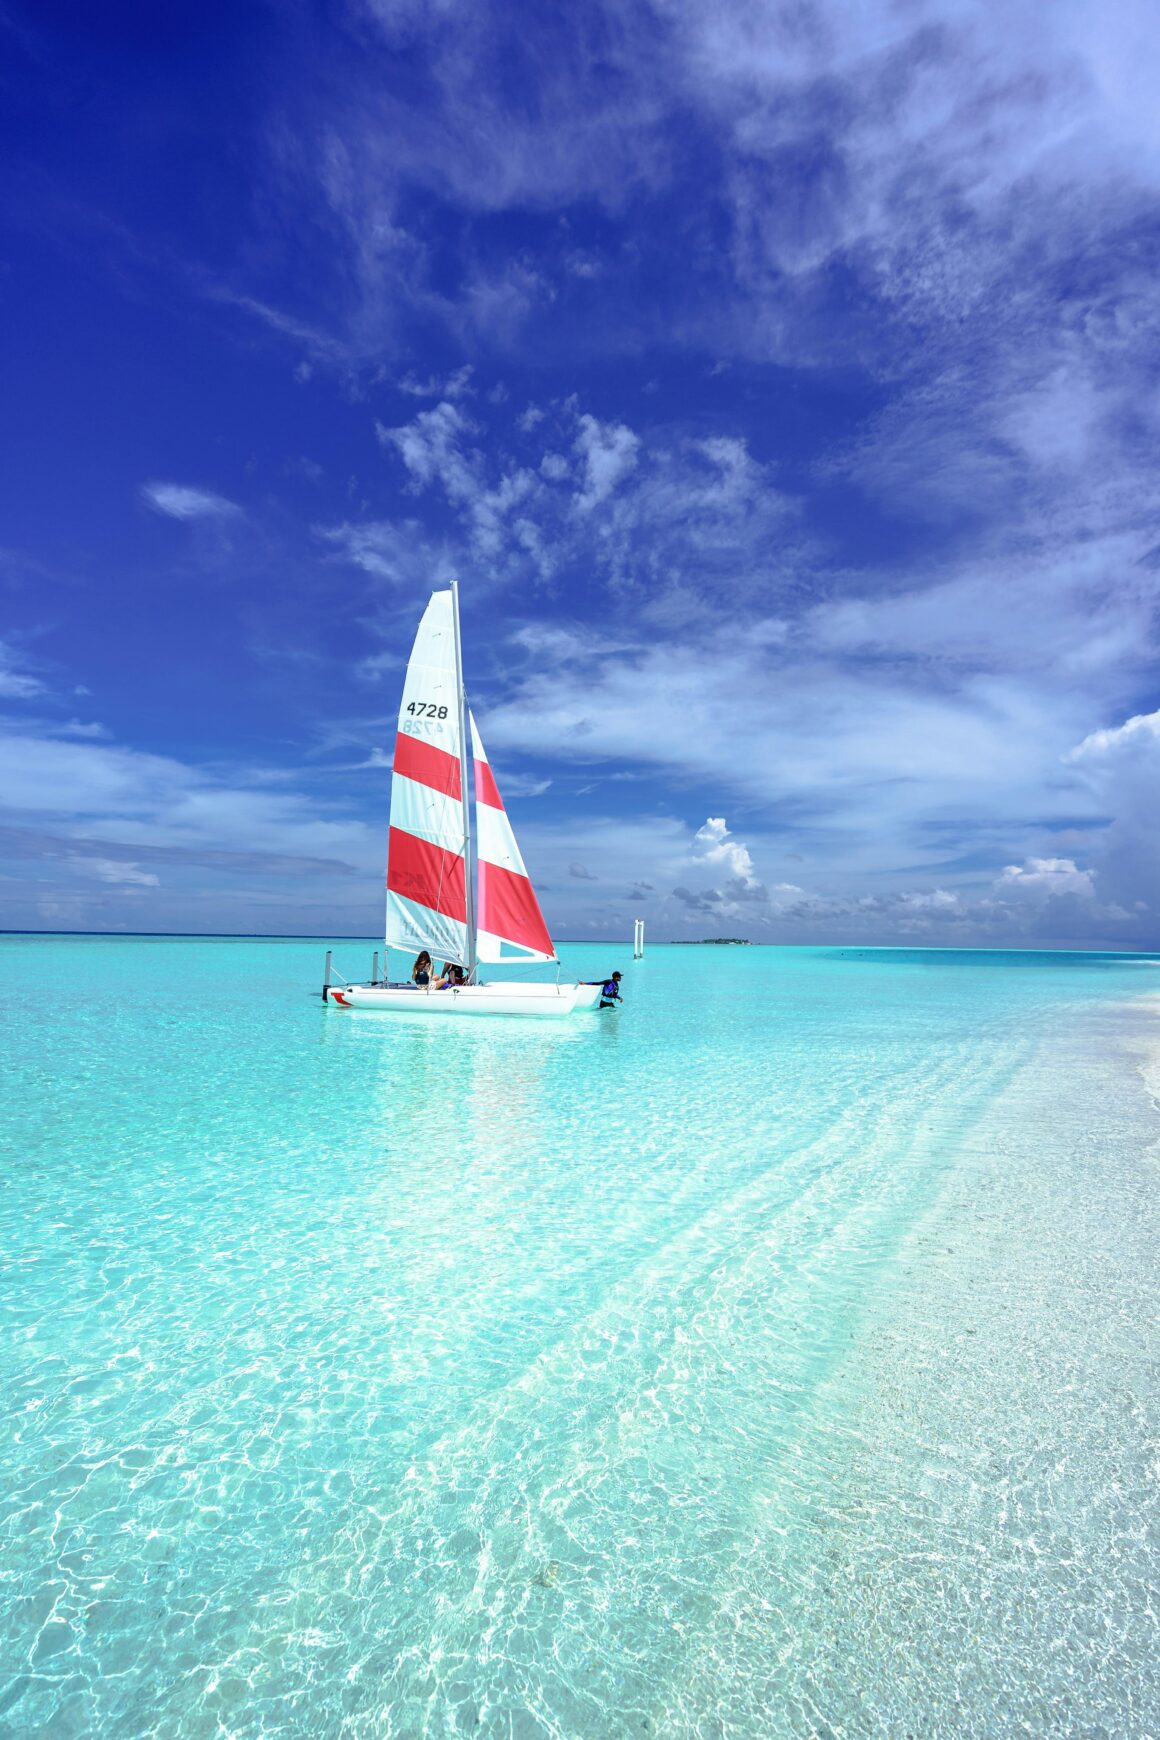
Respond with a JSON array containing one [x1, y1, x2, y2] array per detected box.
[[693, 816, 758, 886], [0, 642, 44, 700], [480, 624, 1093, 855], [998, 857, 1095, 897], [315, 518, 454, 588], [355, 398, 790, 605], [377, 401, 476, 497], [573, 414, 640, 512], [397, 364, 474, 399], [1068, 708, 1160, 760], [141, 482, 241, 521], [496, 771, 551, 798], [58, 720, 110, 739], [463, 609, 1160, 945], [0, 730, 378, 867], [469, 468, 536, 557], [1059, 707, 1160, 923], [68, 856, 160, 888], [374, 402, 541, 563], [897, 888, 962, 913]]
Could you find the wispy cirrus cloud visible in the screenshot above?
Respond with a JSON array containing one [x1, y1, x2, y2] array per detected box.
[[0, 724, 381, 931], [67, 855, 160, 888], [314, 518, 455, 589], [141, 481, 242, 521], [0, 640, 45, 700], [470, 615, 1126, 935]]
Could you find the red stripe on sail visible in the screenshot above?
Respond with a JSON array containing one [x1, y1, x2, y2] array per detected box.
[[387, 827, 466, 921], [478, 860, 553, 957], [393, 731, 462, 799], [474, 759, 503, 810]]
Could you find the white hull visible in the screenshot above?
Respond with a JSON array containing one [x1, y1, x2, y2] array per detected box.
[[327, 980, 604, 1018]]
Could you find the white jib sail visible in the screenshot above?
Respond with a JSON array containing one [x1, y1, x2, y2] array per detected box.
[[385, 591, 469, 965], [470, 713, 555, 964]]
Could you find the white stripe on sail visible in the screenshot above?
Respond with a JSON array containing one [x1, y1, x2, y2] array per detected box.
[[475, 929, 546, 962], [474, 801, 526, 876], [391, 773, 466, 853], [387, 590, 467, 959], [385, 890, 468, 966], [396, 590, 462, 770]]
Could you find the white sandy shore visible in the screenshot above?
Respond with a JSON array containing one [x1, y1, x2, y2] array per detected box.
[[738, 995, 1160, 1735]]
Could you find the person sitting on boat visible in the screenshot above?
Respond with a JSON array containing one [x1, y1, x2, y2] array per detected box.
[[412, 951, 433, 987], [436, 963, 466, 990]]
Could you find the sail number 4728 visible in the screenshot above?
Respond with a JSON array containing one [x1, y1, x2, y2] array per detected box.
[[407, 702, 449, 719]]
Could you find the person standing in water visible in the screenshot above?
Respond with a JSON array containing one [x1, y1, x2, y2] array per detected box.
[[582, 970, 623, 1007]]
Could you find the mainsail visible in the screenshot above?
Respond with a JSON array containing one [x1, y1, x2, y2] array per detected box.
[[470, 712, 555, 963], [385, 591, 470, 964]]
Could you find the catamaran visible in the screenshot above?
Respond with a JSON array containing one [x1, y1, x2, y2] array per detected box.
[[325, 583, 603, 1017]]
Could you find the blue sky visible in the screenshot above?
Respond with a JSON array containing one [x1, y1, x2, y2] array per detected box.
[[2, 0, 1158, 945]]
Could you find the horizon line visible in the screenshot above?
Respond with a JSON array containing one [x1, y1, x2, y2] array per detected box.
[[1, 930, 1157, 958]]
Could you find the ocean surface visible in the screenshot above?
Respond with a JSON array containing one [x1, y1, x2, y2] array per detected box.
[[1, 936, 1157, 1739]]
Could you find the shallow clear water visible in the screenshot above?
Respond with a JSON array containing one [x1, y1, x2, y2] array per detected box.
[[1, 937, 1157, 1738]]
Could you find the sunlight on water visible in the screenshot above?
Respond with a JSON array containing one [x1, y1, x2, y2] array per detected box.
[[1, 938, 1157, 1737]]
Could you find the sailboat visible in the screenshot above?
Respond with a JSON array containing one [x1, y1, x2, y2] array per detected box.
[[325, 584, 603, 1017]]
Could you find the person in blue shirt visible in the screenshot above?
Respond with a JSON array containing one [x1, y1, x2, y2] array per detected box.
[[583, 970, 622, 1007]]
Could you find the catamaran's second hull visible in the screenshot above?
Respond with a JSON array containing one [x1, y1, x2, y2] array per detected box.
[[327, 981, 598, 1017]]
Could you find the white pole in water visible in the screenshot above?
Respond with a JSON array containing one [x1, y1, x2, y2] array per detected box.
[[323, 949, 332, 999], [372, 950, 380, 985], [450, 578, 478, 985], [639, 920, 645, 959]]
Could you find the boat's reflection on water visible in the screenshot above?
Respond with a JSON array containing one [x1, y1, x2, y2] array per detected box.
[[316, 991, 625, 1210], [315, 1004, 622, 1414], [317, 996, 604, 1165]]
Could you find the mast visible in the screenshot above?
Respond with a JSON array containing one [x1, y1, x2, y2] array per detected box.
[[450, 578, 477, 982]]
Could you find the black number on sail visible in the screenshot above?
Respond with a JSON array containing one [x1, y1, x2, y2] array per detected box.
[[406, 702, 449, 719]]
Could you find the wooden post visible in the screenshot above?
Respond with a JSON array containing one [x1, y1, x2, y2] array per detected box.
[[372, 950, 380, 985]]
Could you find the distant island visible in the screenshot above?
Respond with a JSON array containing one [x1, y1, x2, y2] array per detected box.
[[673, 937, 751, 945]]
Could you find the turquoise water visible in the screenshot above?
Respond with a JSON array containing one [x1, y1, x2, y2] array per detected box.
[[1, 937, 1157, 1738]]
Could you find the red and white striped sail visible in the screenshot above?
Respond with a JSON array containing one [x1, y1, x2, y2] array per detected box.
[[470, 712, 555, 963], [385, 591, 469, 964]]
